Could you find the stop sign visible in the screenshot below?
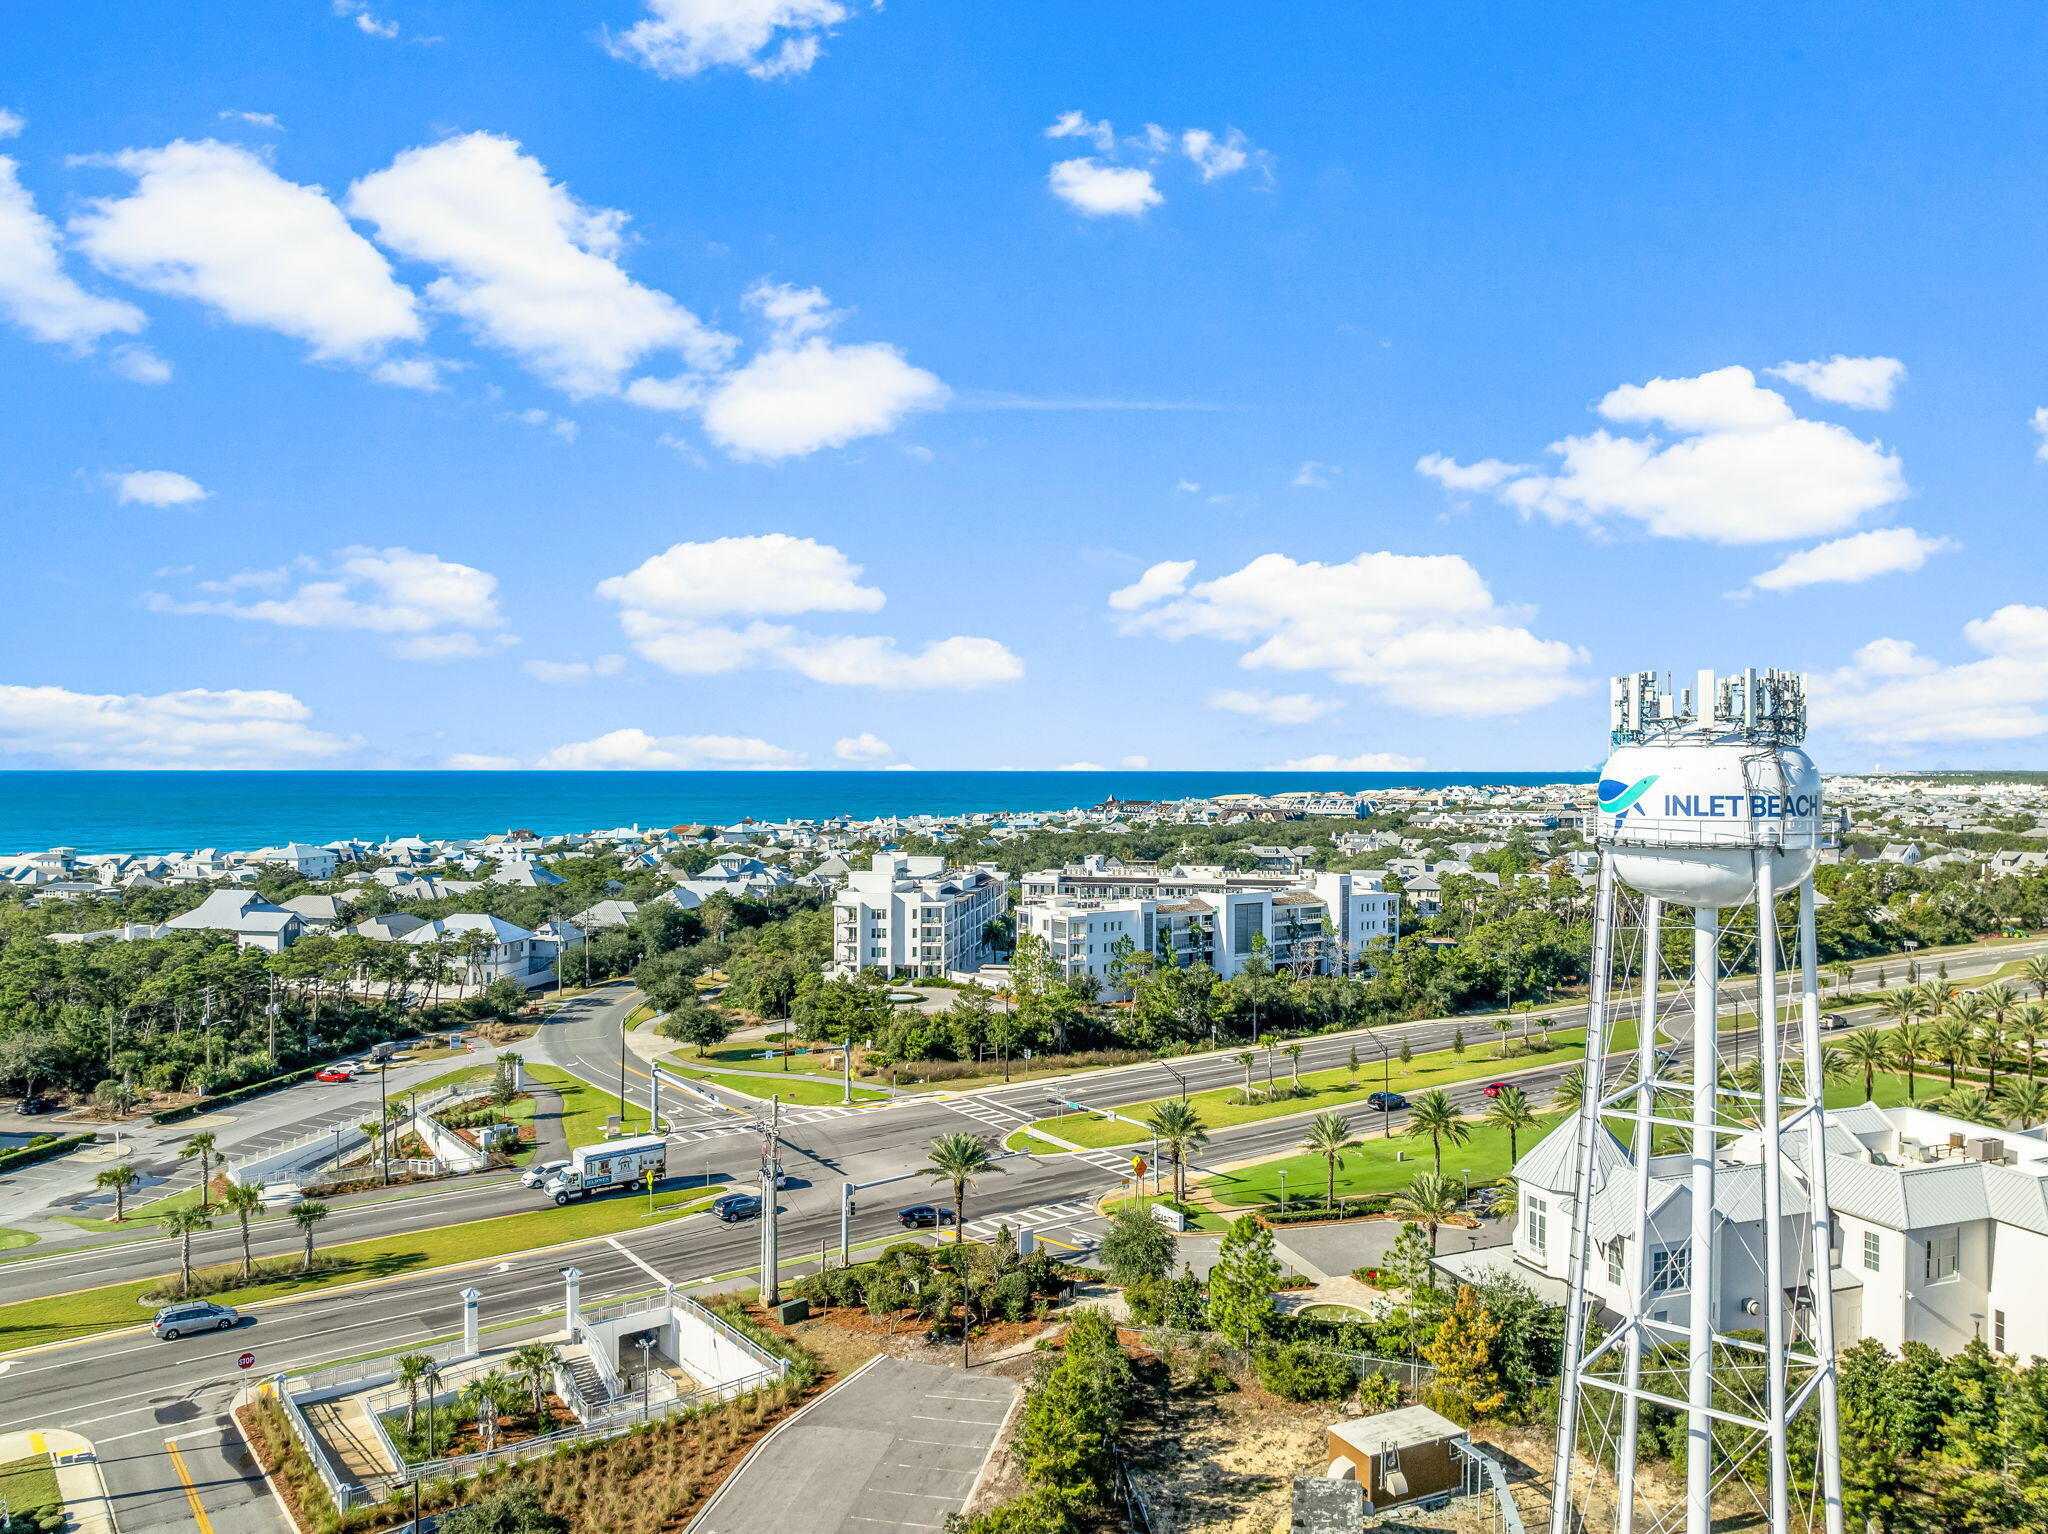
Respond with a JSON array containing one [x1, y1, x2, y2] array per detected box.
[[236, 1352, 255, 1370]]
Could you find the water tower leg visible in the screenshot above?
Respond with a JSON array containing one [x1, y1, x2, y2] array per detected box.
[[1614, 893, 1661, 1534], [1686, 906, 1720, 1534]]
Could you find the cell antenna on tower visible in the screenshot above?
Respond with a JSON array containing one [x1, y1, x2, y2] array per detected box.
[[1552, 668, 1841, 1534]]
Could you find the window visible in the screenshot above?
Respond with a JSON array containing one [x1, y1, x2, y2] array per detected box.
[[1650, 1248, 1691, 1294], [1525, 1195, 1548, 1256], [1995, 1310, 2008, 1353], [1862, 1230, 1881, 1272], [1925, 1227, 1960, 1283], [1606, 1242, 1624, 1286]]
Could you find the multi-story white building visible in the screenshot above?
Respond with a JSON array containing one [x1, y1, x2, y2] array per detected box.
[[830, 854, 1008, 980], [1016, 870, 1398, 997], [1509, 1101, 2048, 1358]]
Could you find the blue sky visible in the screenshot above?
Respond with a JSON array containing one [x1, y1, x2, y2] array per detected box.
[[5, 1, 2047, 775]]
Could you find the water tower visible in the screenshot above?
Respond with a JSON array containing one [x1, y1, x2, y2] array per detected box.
[[1549, 669, 1842, 1534]]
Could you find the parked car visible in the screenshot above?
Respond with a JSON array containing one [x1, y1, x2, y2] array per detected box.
[[520, 1159, 570, 1190], [1366, 1091, 1409, 1112], [1481, 1081, 1508, 1098], [152, 1301, 239, 1340], [314, 1063, 357, 1083], [14, 1095, 56, 1114], [897, 1204, 956, 1230], [713, 1193, 762, 1223]]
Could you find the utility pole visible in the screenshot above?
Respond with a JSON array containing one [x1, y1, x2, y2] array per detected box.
[[842, 1032, 854, 1105], [759, 1095, 781, 1306], [379, 1055, 390, 1184], [840, 1181, 853, 1267]]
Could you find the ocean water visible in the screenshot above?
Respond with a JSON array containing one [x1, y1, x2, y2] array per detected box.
[[0, 770, 1595, 854]]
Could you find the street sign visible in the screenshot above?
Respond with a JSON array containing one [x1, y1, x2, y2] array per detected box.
[[1131, 1156, 1147, 1178], [236, 1352, 256, 1370]]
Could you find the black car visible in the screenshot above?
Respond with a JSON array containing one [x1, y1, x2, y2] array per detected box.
[[712, 1193, 762, 1223], [14, 1096, 55, 1115], [897, 1204, 956, 1229], [1366, 1091, 1409, 1112]]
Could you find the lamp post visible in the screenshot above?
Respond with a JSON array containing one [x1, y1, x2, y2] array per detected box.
[[1277, 1169, 1288, 1212]]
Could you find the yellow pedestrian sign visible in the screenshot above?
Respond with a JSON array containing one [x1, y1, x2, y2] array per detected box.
[[1131, 1156, 1147, 1179]]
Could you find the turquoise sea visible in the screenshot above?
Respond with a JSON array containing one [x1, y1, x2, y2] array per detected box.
[[0, 770, 1595, 854]]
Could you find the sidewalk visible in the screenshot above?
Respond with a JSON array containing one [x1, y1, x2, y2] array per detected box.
[[0, 1428, 117, 1534]]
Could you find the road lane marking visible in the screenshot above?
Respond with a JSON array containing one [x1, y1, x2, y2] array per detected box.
[[165, 1438, 215, 1534], [606, 1237, 670, 1286]]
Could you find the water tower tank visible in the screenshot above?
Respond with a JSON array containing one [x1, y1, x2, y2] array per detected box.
[[1598, 668, 1823, 909]]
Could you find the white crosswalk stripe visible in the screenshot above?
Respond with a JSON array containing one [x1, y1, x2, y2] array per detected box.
[[965, 1199, 1097, 1239]]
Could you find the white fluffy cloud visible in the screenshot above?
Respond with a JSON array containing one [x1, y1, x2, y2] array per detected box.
[[333, 0, 400, 38], [71, 139, 423, 364], [1208, 689, 1346, 726], [0, 110, 23, 140], [597, 534, 1021, 690], [348, 133, 731, 398], [2032, 407, 2048, 461], [1047, 159, 1162, 218], [114, 469, 207, 506], [151, 546, 512, 661], [1419, 365, 1907, 544], [523, 655, 626, 685], [1768, 354, 1906, 410], [682, 282, 947, 459], [1264, 751, 1427, 771], [834, 731, 892, 762], [0, 682, 356, 767], [536, 728, 802, 769], [1112, 550, 1583, 717], [1291, 461, 1339, 489], [1044, 113, 1267, 216], [605, 0, 852, 80], [442, 753, 523, 770], [0, 156, 147, 349], [1812, 606, 2048, 745], [1745, 527, 1953, 593]]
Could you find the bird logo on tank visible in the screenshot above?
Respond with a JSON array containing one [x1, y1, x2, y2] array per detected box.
[[1596, 773, 1658, 820]]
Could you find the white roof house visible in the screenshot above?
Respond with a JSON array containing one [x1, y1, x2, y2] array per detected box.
[[161, 890, 304, 953], [400, 913, 557, 990]]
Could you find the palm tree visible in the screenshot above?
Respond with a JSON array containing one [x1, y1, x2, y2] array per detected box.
[[1998, 1077, 2048, 1130], [162, 1206, 212, 1297], [220, 1181, 264, 1280], [1480, 1086, 1539, 1164], [291, 1199, 329, 1271], [1402, 1090, 1470, 1175], [1284, 1043, 1305, 1090], [1928, 1018, 1973, 1090], [1890, 1023, 1929, 1101], [1388, 1171, 1463, 1255], [921, 1132, 1001, 1243], [1934, 1088, 2002, 1129], [1233, 1051, 1255, 1100], [1836, 1031, 1891, 1103], [1830, 963, 1856, 995], [2023, 954, 2048, 1003], [395, 1353, 434, 1431], [1872, 991, 1919, 1030], [461, 1373, 504, 1452], [2016, 1002, 2048, 1080], [1551, 1066, 1586, 1114], [1299, 1113, 1359, 1208], [94, 1163, 140, 1222], [180, 1131, 219, 1210], [509, 1342, 556, 1426], [1143, 1099, 1208, 1202], [1979, 1021, 2009, 1097]]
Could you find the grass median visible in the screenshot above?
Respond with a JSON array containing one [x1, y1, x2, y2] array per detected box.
[[658, 1057, 887, 1107], [1201, 1114, 1564, 1208], [0, 1185, 727, 1355], [1028, 1030, 1588, 1148]]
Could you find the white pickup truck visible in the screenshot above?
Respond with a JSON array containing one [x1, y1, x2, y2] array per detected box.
[[540, 1135, 673, 1205]]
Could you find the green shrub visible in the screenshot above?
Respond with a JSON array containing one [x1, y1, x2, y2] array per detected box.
[[1254, 1342, 1355, 1402]]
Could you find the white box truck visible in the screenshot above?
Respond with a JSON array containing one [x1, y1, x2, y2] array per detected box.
[[540, 1135, 672, 1205]]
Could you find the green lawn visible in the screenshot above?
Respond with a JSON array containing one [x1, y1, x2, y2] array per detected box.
[[0, 1228, 36, 1252], [1199, 1114, 1565, 1209], [659, 1058, 886, 1106], [1029, 1032, 1587, 1148], [0, 1454, 58, 1517], [1102, 1191, 1231, 1234], [1003, 1130, 1072, 1156], [690, 1043, 842, 1077], [0, 1186, 727, 1355], [522, 1063, 640, 1147]]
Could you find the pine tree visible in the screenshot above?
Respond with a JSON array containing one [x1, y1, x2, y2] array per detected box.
[[1420, 1284, 1506, 1422], [1207, 1214, 1281, 1347], [1885, 1340, 1950, 1457], [1451, 1026, 1466, 1057], [1383, 1222, 1436, 1292]]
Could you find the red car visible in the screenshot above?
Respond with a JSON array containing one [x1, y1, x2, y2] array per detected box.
[[314, 1063, 358, 1083], [1481, 1081, 1508, 1098]]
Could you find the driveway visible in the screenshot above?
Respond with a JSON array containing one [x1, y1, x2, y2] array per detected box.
[[694, 1358, 1018, 1534]]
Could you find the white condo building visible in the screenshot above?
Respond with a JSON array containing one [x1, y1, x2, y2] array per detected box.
[[1509, 1100, 2048, 1359], [829, 854, 1008, 980], [1016, 869, 1398, 997]]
